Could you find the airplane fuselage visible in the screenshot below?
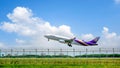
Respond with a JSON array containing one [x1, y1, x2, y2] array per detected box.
[[44, 34, 100, 47]]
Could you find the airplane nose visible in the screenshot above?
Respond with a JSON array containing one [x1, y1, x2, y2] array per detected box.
[[44, 35, 48, 38], [44, 34, 50, 38], [44, 34, 52, 38]]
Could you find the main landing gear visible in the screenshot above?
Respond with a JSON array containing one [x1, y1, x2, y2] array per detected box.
[[68, 43, 72, 47]]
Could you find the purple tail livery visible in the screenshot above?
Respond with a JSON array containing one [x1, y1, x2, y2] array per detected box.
[[82, 37, 100, 46]]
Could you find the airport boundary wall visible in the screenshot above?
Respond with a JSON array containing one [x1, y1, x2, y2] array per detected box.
[[0, 48, 120, 58]]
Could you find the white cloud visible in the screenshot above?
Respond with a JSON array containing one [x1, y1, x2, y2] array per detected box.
[[102, 27, 117, 39], [16, 39, 25, 44], [1, 7, 74, 37], [78, 27, 120, 48], [101, 27, 120, 48], [0, 22, 37, 36], [115, 0, 120, 4], [0, 6, 120, 48], [7, 7, 33, 23], [0, 7, 74, 48], [80, 34, 94, 41], [0, 42, 6, 48]]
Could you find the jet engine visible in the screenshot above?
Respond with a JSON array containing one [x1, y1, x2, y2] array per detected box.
[[59, 40, 65, 43], [59, 39, 72, 47]]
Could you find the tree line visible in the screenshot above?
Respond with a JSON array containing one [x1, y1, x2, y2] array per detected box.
[[1, 54, 120, 58]]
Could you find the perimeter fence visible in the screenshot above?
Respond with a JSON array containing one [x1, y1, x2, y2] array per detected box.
[[0, 48, 120, 58]]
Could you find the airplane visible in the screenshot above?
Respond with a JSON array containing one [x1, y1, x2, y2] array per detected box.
[[44, 34, 100, 47]]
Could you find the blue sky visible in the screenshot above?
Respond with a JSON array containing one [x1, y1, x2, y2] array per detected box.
[[0, 0, 120, 34], [0, 0, 120, 48]]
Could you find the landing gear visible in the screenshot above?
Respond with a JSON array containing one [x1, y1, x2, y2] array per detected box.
[[68, 43, 72, 47]]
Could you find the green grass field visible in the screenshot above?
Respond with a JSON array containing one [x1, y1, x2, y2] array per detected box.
[[0, 58, 120, 68]]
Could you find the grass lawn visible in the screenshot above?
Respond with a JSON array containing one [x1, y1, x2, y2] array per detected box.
[[0, 58, 120, 68]]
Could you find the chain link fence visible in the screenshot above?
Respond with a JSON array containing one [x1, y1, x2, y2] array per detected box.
[[0, 48, 120, 58]]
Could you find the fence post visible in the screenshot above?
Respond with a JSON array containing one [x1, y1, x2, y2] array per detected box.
[[41, 49, 43, 57], [106, 49, 107, 58], [17, 51, 18, 57], [29, 50, 31, 55], [99, 48, 101, 58], [79, 51, 81, 58], [47, 49, 49, 56], [54, 49, 56, 56], [92, 50, 94, 58], [0, 49, 1, 58], [60, 49, 62, 55], [11, 49, 13, 58], [5, 49, 7, 57], [113, 48, 114, 58], [67, 49, 68, 56], [86, 48, 87, 58], [35, 49, 37, 58], [23, 49, 25, 56], [73, 49, 75, 57]]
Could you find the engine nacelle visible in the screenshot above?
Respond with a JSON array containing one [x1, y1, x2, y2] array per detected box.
[[59, 40, 65, 43]]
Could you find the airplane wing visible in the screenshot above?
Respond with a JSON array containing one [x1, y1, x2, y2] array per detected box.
[[59, 37, 76, 47], [56, 36, 74, 43]]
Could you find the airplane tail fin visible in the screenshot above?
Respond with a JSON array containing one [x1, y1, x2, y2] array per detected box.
[[89, 37, 100, 44]]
